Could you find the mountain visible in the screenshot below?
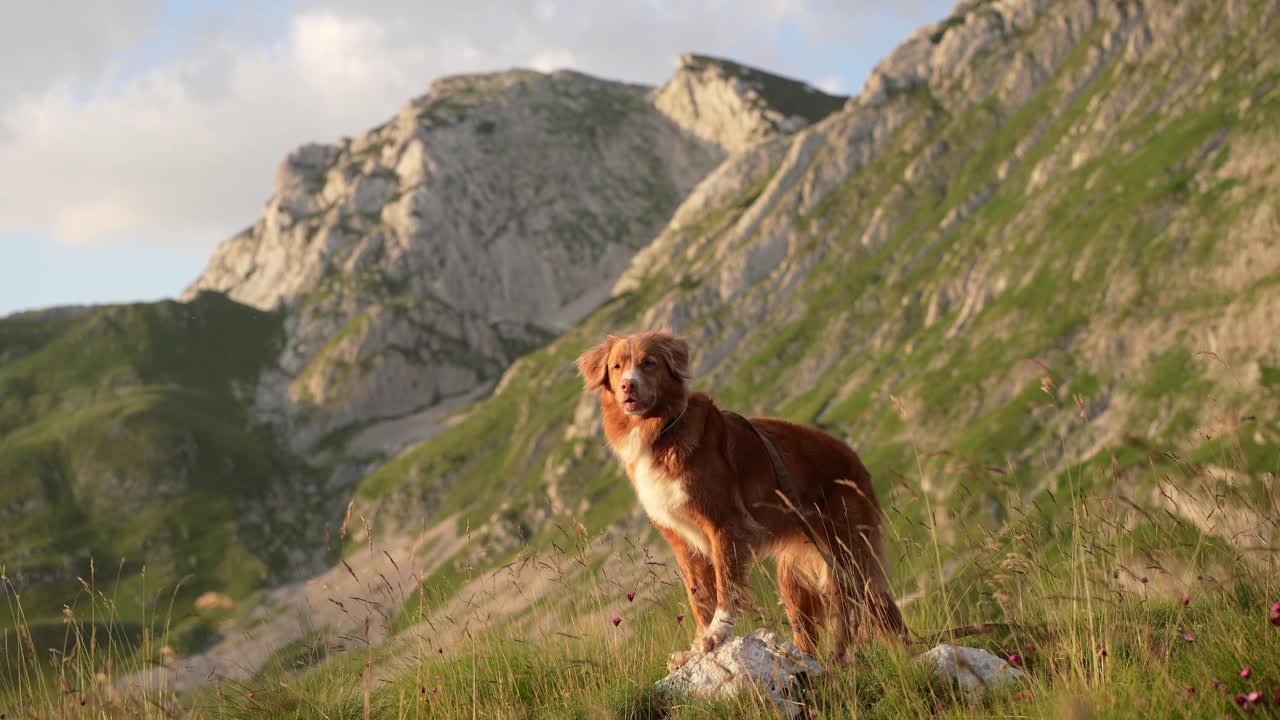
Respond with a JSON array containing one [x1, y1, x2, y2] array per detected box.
[[0, 57, 843, 663], [82, 0, 1279, 693], [340, 0, 1280, 659], [4, 0, 1278, 703], [181, 60, 842, 455], [0, 293, 314, 653]]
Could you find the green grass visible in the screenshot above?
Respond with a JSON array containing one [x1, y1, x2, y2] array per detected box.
[[0, 291, 312, 654], [1138, 348, 1201, 400], [5, 420, 1276, 719]]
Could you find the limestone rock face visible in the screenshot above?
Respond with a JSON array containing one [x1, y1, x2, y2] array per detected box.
[[916, 644, 1025, 696], [653, 53, 846, 152], [183, 62, 838, 450], [655, 629, 825, 719], [855, 0, 1067, 109]]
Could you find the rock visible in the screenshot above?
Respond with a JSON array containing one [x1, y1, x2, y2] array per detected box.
[[916, 644, 1024, 696], [652, 53, 845, 152], [186, 70, 723, 450], [655, 628, 825, 718], [182, 58, 833, 454]]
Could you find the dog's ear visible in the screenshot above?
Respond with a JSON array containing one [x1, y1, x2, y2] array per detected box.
[[656, 334, 691, 383], [576, 336, 616, 391]]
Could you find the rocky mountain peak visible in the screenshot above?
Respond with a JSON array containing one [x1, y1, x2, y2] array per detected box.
[[182, 64, 733, 451], [849, 0, 1147, 111], [178, 53, 849, 453], [652, 52, 846, 152]]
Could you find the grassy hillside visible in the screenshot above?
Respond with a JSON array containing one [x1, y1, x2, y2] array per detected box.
[[231, 485, 1280, 720], [351, 0, 1280, 596], [7, 431, 1278, 718], [0, 291, 311, 655]]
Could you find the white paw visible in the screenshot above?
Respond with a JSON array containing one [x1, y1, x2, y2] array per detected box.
[[667, 650, 696, 671], [696, 609, 735, 652]]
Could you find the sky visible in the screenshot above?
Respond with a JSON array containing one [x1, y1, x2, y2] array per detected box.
[[0, 0, 953, 317]]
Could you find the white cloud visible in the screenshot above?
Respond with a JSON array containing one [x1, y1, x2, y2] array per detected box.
[[0, 0, 161, 107], [534, 1, 559, 21], [54, 200, 142, 244], [0, 11, 434, 249], [291, 13, 402, 95], [0, 1, 952, 254]]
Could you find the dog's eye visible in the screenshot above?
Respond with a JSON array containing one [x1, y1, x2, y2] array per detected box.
[[612, 363, 621, 370], [642, 358, 655, 367]]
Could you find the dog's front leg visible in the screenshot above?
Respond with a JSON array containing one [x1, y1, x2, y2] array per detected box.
[[658, 526, 716, 670], [697, 527, 748, 653], [657, 526, 716, 630]]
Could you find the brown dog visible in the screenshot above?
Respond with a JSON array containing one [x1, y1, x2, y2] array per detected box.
[[576, 330, 905, 662]]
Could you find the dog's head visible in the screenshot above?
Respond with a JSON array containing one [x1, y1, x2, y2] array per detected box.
[[576, 331, 691, 417]]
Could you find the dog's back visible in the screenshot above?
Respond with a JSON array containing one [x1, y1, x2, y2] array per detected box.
[[727, 414, 903, 651], [727, 416, 882, 545]]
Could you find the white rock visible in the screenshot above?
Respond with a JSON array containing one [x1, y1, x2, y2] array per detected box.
[[655, 628, 825, 719], [916, 644, 1024, 696], [652, 53, 843, 153]]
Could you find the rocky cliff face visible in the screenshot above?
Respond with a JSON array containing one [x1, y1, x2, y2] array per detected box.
[[652, 53, 846, 152], [184, 63, 842, 451], [614, 0, 1280, 470]]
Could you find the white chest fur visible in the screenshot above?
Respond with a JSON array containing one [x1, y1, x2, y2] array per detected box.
[[615, 429, 709, 556]]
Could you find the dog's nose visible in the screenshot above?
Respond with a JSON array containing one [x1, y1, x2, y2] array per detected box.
[[619, 379, 634, 394]]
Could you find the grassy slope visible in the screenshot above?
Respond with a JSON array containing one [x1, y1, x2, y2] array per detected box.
[[0, 291, 303, 654], [229, 472, 1280, 720], [13, 433, 1277, 719]]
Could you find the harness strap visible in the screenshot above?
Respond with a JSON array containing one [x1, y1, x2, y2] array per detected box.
[[722, 411, 843, 579]]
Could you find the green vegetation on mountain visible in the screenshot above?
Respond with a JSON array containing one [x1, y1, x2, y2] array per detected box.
[[0, 291, 305, 653]]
